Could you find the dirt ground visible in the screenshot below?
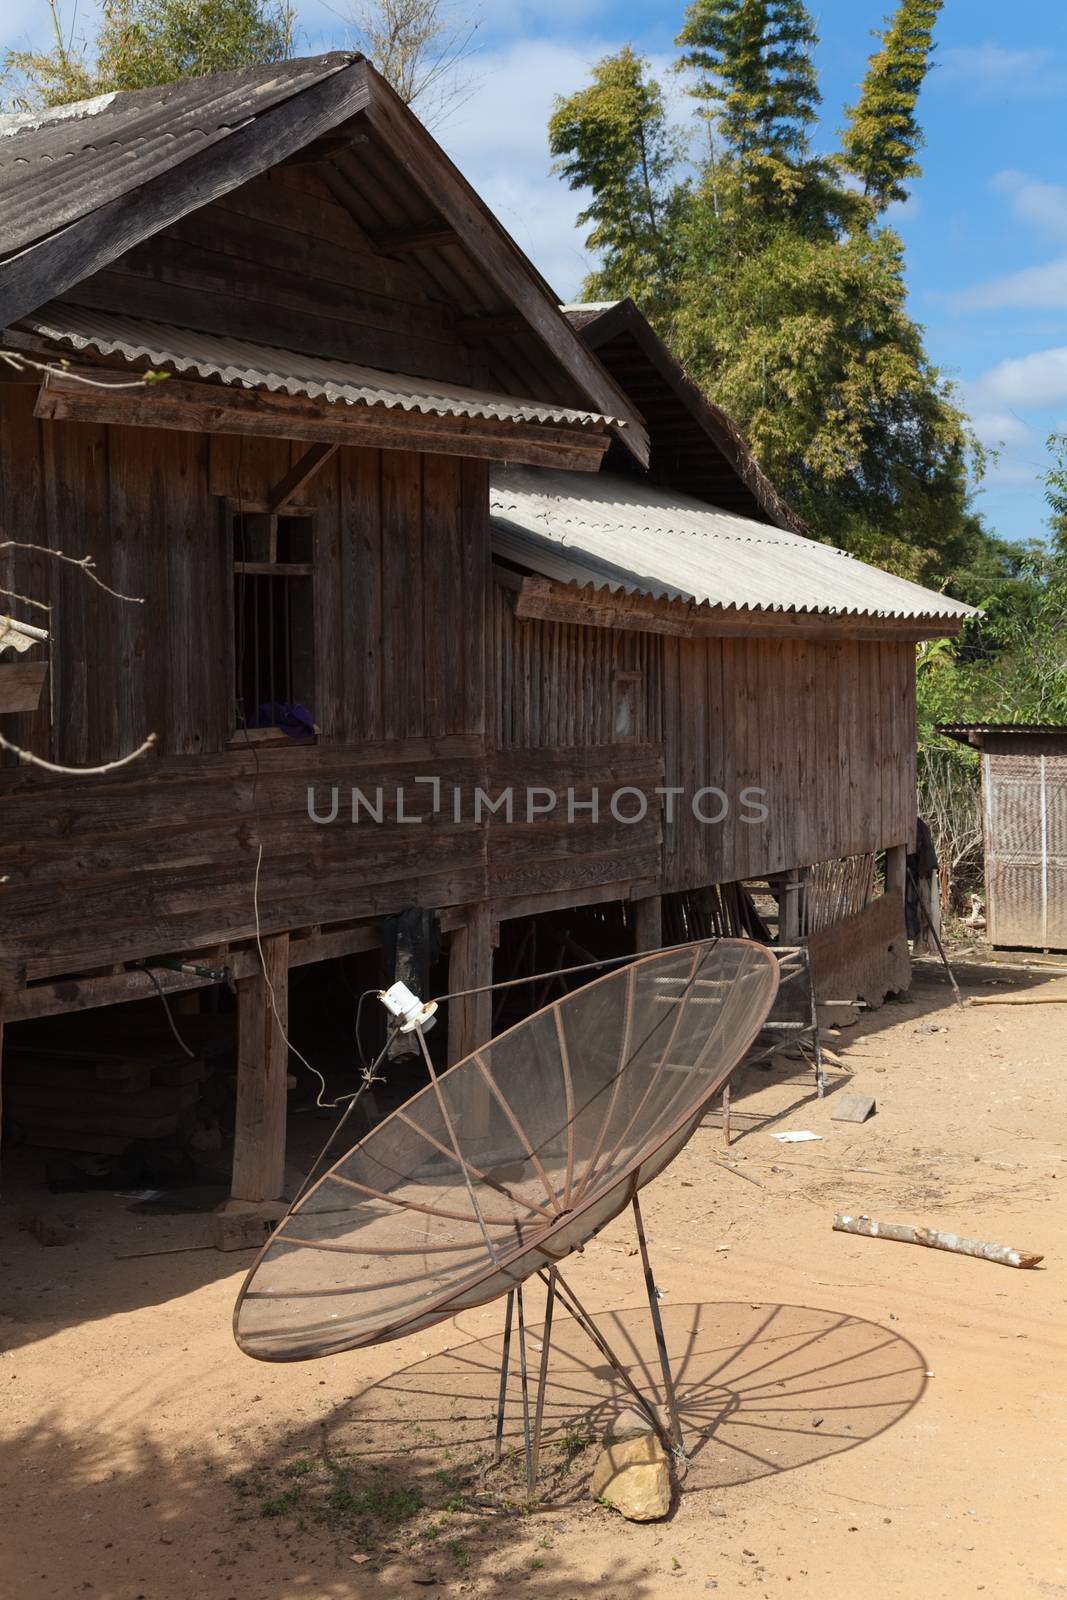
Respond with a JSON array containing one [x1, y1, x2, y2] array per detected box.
[[3, 952, 1066, 1600]]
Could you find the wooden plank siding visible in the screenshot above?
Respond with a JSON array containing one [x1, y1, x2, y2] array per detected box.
[[660, 634, 917, 890], [1, 382, 919, 993], [58, 165, 479, 388], [492, 577, 662, 750]]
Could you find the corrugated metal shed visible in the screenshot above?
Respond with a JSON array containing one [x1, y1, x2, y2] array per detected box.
[[26, 309, 620, 430], [490, 466, 978, 622]]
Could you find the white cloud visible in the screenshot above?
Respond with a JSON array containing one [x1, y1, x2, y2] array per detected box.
[[954, 171, 1067, 310], [957, 256, 1067, 312], [991, 170, 1067, 240], [938, 43, 1066, 97], [968, 409, 1031, 450], [969, 347, 1067, 410]]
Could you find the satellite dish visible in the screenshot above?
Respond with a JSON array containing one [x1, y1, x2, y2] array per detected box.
[[234, 940, 778, 1364]]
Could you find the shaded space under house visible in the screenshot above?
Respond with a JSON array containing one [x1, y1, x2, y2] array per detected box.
[[0, 59, 975, 1244]]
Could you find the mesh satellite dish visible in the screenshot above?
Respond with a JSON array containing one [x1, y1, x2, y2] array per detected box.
[[234, 939, 779, 1484]]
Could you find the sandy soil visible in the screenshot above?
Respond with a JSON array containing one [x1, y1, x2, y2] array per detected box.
[[2, 953, 1066, 1600]]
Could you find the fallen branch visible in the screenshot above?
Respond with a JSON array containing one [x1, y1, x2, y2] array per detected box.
[[833, 1214, 1043, 1269]]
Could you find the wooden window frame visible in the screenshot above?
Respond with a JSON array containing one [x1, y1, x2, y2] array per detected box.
[[225, 501, 318, 750]]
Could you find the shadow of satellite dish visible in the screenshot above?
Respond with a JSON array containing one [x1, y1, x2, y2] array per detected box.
[[337, 1299, 928, 1499]]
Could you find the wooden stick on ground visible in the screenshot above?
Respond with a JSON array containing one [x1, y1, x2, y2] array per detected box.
[[969, 993, 1067, 1006], [833, 1214, 1043, 1269]]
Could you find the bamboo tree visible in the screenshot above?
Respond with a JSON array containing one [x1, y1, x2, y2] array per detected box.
[[3, 0, 293, 109], [549, 48, 684, 318], [839, 0, 943, 211], [677, 0, 829, 224]]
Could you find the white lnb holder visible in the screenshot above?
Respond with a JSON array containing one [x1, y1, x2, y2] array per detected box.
[[378, 981, 438, 1034]]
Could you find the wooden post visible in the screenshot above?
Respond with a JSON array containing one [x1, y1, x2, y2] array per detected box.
[[230, 932, 290, 1206], [778, 869, 806, 943], [448, 905, 494, 1140], [885, 843, 907, 899], [448, 904, 494, 1066], [633, 894, 663, 953]]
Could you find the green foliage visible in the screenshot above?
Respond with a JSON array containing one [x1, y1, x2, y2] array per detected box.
[[549, 48, 685, 321], [671, 215, 979, 582], [3, 0, 293, 110], [548, 0, 997, 593], [1044, 432, 1067, 558], [839, 1, 943, 211], [677, 1, 848, 234]]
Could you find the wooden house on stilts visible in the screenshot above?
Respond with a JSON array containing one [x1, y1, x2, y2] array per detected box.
[[0, 57, 975, 1239]]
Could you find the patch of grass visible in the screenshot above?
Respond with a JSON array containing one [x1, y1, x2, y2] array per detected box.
[[447, 1540, 472, 1570], [443, 1494, 466, 1513], [355, 1481, 424, 1522], [282, 1458, 315, 1480], [557, 1427, 589, 1459], [260, 1487, 303, 1519]]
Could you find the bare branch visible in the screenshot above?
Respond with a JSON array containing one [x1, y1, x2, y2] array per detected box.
[[0, 730, 157, 775], [0, 349, 170, 389], [347, 0, 482, 126], [0, 586, 51, 613], [0, 541, 144, 604]]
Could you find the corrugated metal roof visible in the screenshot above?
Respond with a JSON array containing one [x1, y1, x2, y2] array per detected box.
[[939, 724, 1067, 743], [490, 466, 978, 622], [0, 56, 355, 259], [26, 309, 620, 429]]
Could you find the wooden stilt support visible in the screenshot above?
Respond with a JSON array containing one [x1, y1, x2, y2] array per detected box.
[[219, 933, 290, 1248], [448, 905, 494, 1064], [885, 843, 907, 899], [633, 894, 663, 953], [448, 905, 495, 1137]]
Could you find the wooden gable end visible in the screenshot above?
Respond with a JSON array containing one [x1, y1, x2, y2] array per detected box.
[[56, 163, 480, 388]]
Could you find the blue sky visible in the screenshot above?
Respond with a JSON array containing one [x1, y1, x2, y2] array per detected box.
[[3, 0, 1066, 546]]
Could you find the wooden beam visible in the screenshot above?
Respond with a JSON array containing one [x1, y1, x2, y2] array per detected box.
[[3, 909, 475, 1023], [633, 895, 663, 953], [457, 313, 528, 339], [230, 931, 289, 1204], [0, 661, 47, 713], [885, 843, 907, 897], [514, 576, 964, 643], [375, 223, 461, 254], [447, 905, 495, 1140], [447, 903, 494, 1067], [36, 373, 611, 473], [0, 61, 374, 329], [360, 76, 651, 468], [267, 443, 339, 512], [494, 878, 658, 924], [279, 128, 369, 165]]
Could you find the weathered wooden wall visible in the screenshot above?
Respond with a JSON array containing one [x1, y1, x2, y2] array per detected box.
[[55, 166, 477, 386], [1, 384, 920, 991], [491, 608, 916, 892], [492, 577, 662, 749], [0, 384, 487, 765], [661, 635, 915, 887]]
